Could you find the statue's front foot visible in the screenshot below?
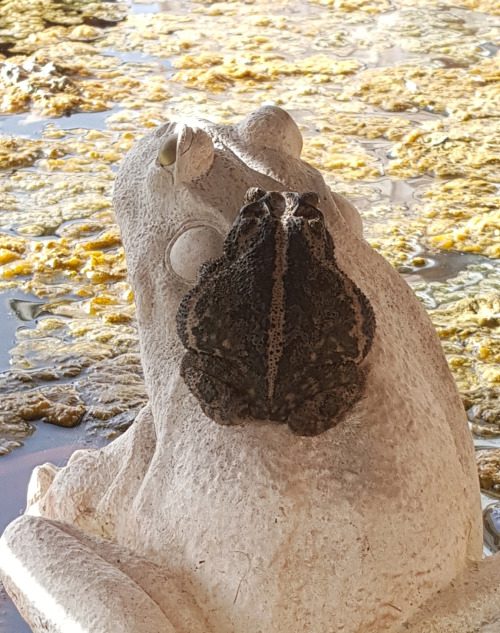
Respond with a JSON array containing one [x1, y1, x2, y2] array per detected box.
[[0, 515, 210, 633]]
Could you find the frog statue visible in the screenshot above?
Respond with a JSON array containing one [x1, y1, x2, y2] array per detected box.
[[1, 106, 500, 633]]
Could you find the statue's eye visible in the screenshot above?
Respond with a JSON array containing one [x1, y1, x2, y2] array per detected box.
[[158, 134, 178, 166], [168, 225, 224, 283]]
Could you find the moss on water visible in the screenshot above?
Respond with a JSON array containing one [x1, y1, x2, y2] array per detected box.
[[1, 0, 500, 453]]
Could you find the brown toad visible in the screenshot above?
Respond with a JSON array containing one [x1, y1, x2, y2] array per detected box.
[[176, 188, 375, 435]]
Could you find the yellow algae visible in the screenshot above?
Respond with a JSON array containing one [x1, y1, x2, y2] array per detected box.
[[314, 113, 414, 141], [342, 57, 500, 119], [411, 178, 500, 258], [67, 25, 103, 41], [0, 260, 33, 277], [302, 135, 381, 182], [1, 386, 85, 427], [431, 295, 500, 334], [0, 137, 40, 169], [174, 53, 224, 69], [311, 0, 391, 10], [425, 292, 500, 425], [0, 248, 20, 265], [16, 225, 49, 238], [0, 50, 172, 118], [400, 0, 500, 14], [374, 6, 500, 64], [411, 257, 426, 267], [0, 312, 144, 444], [387, 119, 500, 182], [0, 0, 126, 53], [477, 449, 500, 494], [0, 135, 66, 170], [0, 234, 27, 255], [0, 132, 125, 235], [0, 0, 499, 448], [172, 52, 360, 92]]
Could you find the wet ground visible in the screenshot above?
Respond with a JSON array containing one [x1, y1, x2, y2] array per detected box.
[[1, 0, 500, 630]]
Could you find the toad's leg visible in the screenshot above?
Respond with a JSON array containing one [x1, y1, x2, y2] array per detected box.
[[286, 362, 366, 436], [180, 351, 265, 425]]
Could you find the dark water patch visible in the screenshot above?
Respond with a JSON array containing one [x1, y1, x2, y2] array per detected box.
[[434, 55, 473, 69], [0, 439, 93, 531], [475, 439, 500, 451], [130, 2, 163, 13], [479, 41, 499, 57], [0, 107, 117, 139], [0, 435, 108, 633], [130, 0, 192, 15], [372, 176, 434, 206], [0, 290, 39, 373], [402, 251, 495, 284], [0, 41, 16, 58], [0, 287, 83, 375], [0, 585, 32, 633]]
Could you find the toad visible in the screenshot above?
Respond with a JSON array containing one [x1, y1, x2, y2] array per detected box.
[[177, 188, 375, 435]]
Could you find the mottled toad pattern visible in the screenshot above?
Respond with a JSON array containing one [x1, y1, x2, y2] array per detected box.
[[176, 189, 375, 435]]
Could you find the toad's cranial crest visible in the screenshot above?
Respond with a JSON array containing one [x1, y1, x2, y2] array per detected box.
[[176, 188, 376, 436]]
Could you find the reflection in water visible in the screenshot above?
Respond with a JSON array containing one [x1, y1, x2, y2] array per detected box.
[[404, 251, 495, 283], [9, 299, 48, 322]]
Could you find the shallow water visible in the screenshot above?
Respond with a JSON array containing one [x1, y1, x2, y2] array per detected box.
[[1, 0, 500, 629], [0, 438, 107, 632]]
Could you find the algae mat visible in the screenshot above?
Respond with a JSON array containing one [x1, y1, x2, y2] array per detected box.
[[0, 0, 499, 497]]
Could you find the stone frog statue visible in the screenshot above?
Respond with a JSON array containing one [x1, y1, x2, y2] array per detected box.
[[1, 105, 500, 633]]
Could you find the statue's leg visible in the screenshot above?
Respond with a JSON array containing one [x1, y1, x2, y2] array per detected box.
[[30, 404, 157, 538], [0, 515, 211, 633], [400, 553, 500, 633]]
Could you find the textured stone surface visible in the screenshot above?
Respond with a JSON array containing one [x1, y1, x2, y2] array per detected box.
[[1, 106, 499, 633]]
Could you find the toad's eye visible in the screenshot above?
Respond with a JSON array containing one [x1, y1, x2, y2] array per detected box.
[[293, 192, 322, 220], [299, 191, 319, 208], [293, 204, 322, 220], [244, 187, 267, 204], [158, 134, 178, 166], [239, 200, 267, 220], [169, 225, 224, 283]]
